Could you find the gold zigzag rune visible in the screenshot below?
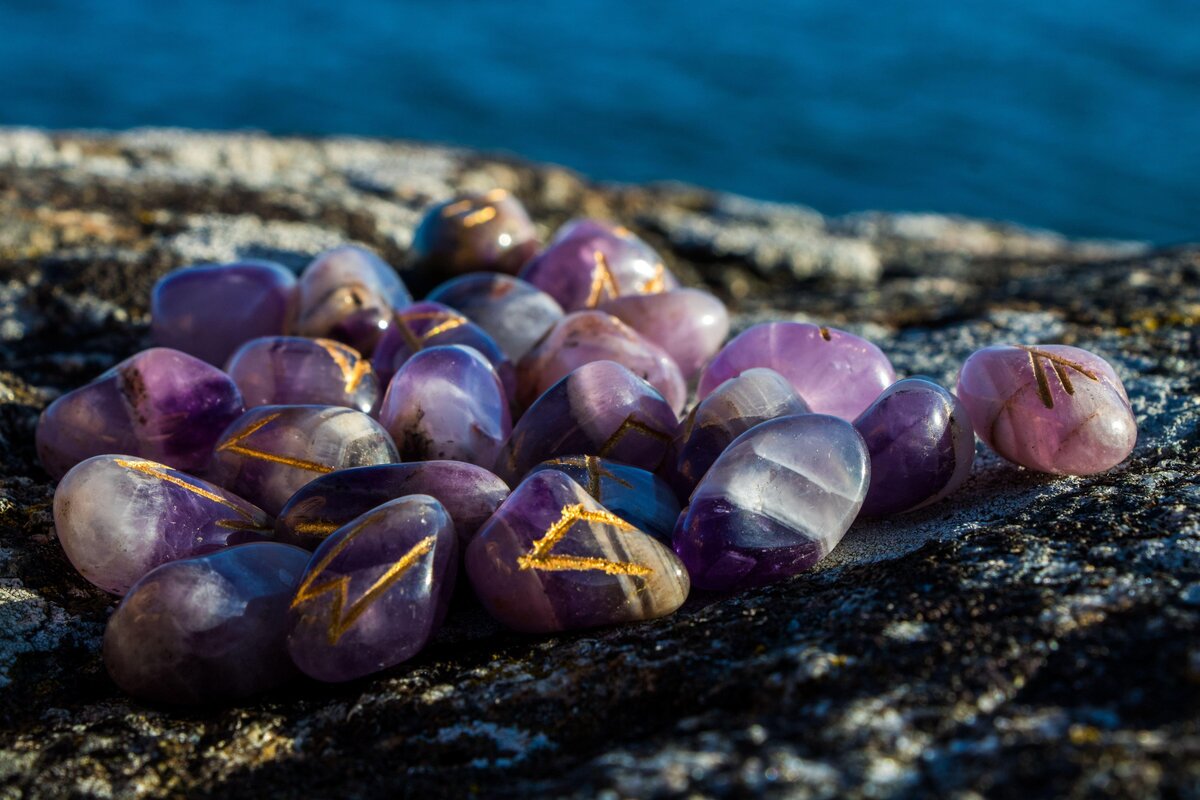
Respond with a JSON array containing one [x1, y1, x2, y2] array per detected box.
[[115, 459, 265, 530], [1016, 346, 1099, 409], [315, 338, 371, 393], [517, 503, 651, 576], [217, 412, 335, 474]]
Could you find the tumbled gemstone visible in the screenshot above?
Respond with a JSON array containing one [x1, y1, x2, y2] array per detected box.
[[854, 377, 976, 516], [465, 470, 689, 633], [225, 336, 380, 413], [599, 288, 729, 380], [426, 273, 564, 360], [378, 345, 512, 467], [516, 311, 687, 414], [527, 456, 680, 544], [494, 360, 679, 485], [410, 190, 540, 278], [294, 245, 412, 355], [519, 219, 677, 312], [696, 322, 896, 421], [287, 495, 457, 682], [675, 368, 811, 493], [53, 455, 270, 595], [151, 260, 298, 366], [36, 348, 244, 480], [207, 405, 398, 515], [673, 414, 870, 592], [956, 344, 1137, 475], [276, 461, 509, 550], [103, 543, 309, 705]]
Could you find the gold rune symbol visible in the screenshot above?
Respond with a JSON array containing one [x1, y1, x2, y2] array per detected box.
[[291, 527, 438, 644], [441, 198, 474, 217], [395, 310, 470, 353], [1017, 346, 1100, 409], [291, 520, 340, 538], [597, 416, 673, 459], [542, 455, 632, 498], [115, 459, 266, 531], [640, 263, 668, 294], [586, 250, 620, 307], [315, 338, 371, 393], [461, 206, 498, 227], [517, 504, 651, 576], [216, 413, 335, 474]]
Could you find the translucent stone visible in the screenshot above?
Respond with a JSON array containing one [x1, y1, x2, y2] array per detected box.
[[225, 336, 380, 413], [294, 245, 412, 355], [426, 272, 564, 361], [410, 190, 540, 277], [599, 288, 729, 380]]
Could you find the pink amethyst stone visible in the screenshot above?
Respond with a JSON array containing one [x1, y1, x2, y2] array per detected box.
[[516, 311, 687, 414], [36, 348, 244, 480], [103, 543, 309, 705], [54, 455, 271, 595], [465, 470, 689, 633], [599, 288, 730, 380], [519, 219, 678, 312], [225, 336, 380, 413], [956, 344, 1137, 475], [151, 260, 297, 366], [696, 322, 896, 421], [294, 245, 412, 355], [286, 495, 458, 682], [853, 377, 976, 516], [410, 190, 540, 277], [426, 272, 564, 361], [207, 405, 398, 515], [378, 345, 512, 468], [673, 414, 870, 592]]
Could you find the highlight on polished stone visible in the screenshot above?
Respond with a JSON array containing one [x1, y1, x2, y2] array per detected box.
[[151, 260, 298, 367], [853, 377, 976, 516], [207, 405, 399, 515], [294, 245, 412, 355], [53, 455, 271, 595], [956, 344, 1137, 475], [287, 495, 458, 683], [599, 288, 730, 380], [674, 414, 870, 592], [697, 322, 895, 421], [225, 336, 380, 413], [410, 190, 540, 278], [494, 360, 679, 485], [275, 461, 509, 550], [466, 470, 689, 633], [378, 344, 512, 467], [516, 311, 687, 413], [426, 272, 564, 360], [103, 543, 309, 705], [36, 347, 244, 480]]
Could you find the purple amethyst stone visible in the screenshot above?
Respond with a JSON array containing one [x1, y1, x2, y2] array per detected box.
[[599, 288, 729, 381], [426, 272, 564, 361], [295, 245, 412, 355], [225, 336, 380, 413], [410, 190, 540, 277]]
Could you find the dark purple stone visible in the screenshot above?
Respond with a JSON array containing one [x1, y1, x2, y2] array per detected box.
[[225, 336, 380, 413], [294, 245, 412, 355], [410, 190, 540, 277], [426, 272, 564, 360]]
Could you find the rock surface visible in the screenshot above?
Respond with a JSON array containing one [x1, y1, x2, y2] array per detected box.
[[0, 128, 1197, 798]]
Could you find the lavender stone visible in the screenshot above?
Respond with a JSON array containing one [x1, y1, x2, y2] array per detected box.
[[207, 405, 398, 515], [854, 377, 976, 516], [599, 288, 729, 380], [426, 272, 564, 360], [151, 260, 298, 367], [36, 348, 244, 480], [295, 245, 412, 355], [466, 470, 689, 633], [103, 543, 309, 705], [410, 190, 540, 277], [378, 345, 512, 468], [674, 414, 870, 592], [225, 336, 380, 413], [287, 495, 458, 682]]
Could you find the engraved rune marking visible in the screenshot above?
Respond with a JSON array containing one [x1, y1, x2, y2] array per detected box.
[[291, 520, 340, 538], [316, 338, 371, 393], [586, 250, 620, 307], [115, 459, 265, 530], [517, 503, 651, 576], [440, 198, 473, 217], [484, 188, 510, 202], [542, 455, 632, 498], [461, 206, 498, 227], [640, 263, 667, 294], [396, 311, 469, 353], [1016, 346, 1100, 409], [597, 416, 672, 458], [291, 527, 438, 644], [217, 413, 335, 474]]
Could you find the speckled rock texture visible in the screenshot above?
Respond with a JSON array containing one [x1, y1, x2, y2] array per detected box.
[[1, 128, 1198, 799]]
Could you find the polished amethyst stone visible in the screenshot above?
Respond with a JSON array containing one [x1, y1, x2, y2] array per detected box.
[[494, 360, 679, 485], [516, 311, 687, 414], [697, 322, 896, 421], [466, 470, 689, 633], [675, 368, 811, 493], [854, 377, 976, 516], [378, 345, 512, 467], [519, 219, 678, 312], [207, 405, 398, 515], [410, 190, 540, 277], [426, 272, 564, 360], [225, 336, 380, 413], [287, 495, 457, 682], [294, 245, 412, 355], [103, 543, 309, 705], [674, 414, 870, 592], [54, 455, 270, 595], [527, 456, 680, 544], [151, 260, 297, 366], [599, 288, 729, 380], [276, 461, 509, 550], [36, 348, 244, 480]]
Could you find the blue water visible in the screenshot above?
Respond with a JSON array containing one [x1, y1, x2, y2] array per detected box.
[[2, 0, 1198, 242]]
